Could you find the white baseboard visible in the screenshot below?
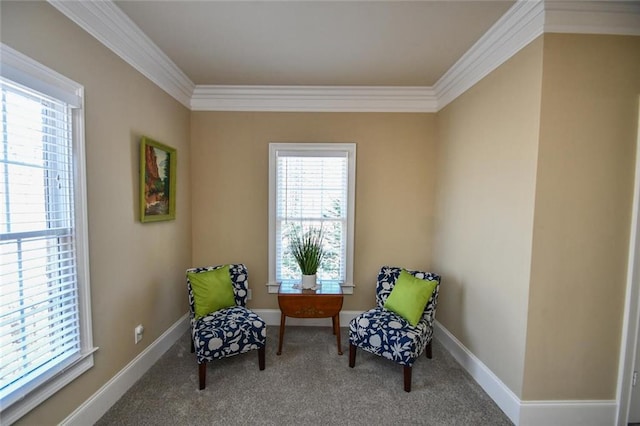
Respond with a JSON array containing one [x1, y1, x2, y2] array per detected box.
[[434, 321, 617, 426], [434, 320, 521, 423], [519, 400, 617, 426], [60, 311, 616, 426], [60, 309, 353, 425], [60, 309, 355, 425], [60, 313, 189, 426]]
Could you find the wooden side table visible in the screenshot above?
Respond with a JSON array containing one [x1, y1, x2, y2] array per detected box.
[[277, 281, 344, 355]]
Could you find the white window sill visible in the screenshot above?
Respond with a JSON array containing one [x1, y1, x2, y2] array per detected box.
[[266, 281, 354, 294]]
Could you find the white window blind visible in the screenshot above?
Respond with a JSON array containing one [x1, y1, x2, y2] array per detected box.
[[0, 44, 94, 424], [269, 143, 356, 292]]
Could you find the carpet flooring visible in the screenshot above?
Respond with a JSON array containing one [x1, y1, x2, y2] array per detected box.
[[96, 326, 513, 425]]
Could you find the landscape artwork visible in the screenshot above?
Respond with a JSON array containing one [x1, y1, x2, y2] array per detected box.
[[140, 137, 176, 222]]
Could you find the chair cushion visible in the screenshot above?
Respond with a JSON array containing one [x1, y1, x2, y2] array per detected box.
[[192, 306, 266, 364], [188, 265, 236, 318], [349, 306, 433, 367], [384, 270, 438, 326]]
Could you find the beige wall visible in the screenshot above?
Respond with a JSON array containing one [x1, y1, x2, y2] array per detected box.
[[1, 2, 192, 424], [433, 33, 640, 402], [190, 112, 437, 310], [432, 38, 544, 396], [522, 34, 640, 400]]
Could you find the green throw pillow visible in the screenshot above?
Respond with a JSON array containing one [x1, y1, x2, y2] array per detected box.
[[384, 270, 438, 327], [188, 265, 236, 318]]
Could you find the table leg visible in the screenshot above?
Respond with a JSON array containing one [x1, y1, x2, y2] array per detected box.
[[332, 316, 336, 334], [334, 314, 343, 355], [277, 312, 286, 355]]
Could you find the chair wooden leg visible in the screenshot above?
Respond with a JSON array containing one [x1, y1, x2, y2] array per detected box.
[[258, 346, 266, 370], [403, 365, 412, 392], [425, 341, 432, 359], [198, 363, 206, 390], [349, 343, 357, 368]]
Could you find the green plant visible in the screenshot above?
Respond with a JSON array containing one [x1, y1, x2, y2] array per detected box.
[[290, 227, 325, 275]]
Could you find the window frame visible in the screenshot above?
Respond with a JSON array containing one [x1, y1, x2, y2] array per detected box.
[[0, 43, 95, 424], [268, 142, 356, 294]]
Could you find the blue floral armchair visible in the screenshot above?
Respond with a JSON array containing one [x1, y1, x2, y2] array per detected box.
[[348, 266, 441, 392], [186, 264, 266, 390]]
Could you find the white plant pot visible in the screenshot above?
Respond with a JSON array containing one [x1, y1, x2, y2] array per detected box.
[[301, 274, 317, 289]]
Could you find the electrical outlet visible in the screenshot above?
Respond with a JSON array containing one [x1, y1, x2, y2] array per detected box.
[[134, 324, 144, 344], [247, 289, 252, 300]]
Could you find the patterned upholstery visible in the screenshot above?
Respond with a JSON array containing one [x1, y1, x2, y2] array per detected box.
[[186, 264, 266, 389], [348, 266, 441, 392]]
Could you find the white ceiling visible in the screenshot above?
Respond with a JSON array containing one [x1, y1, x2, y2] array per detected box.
[[115, 1, 515, 87]]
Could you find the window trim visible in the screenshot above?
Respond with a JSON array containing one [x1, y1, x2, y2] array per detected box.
[[268, 142, 356, 294], [0, 43, 96, 425]]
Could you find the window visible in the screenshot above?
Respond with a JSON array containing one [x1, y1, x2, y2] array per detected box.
[[268, 143, 356, 294], [0, 45, 94, 424]]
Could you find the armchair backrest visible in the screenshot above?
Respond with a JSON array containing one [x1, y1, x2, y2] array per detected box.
[[186, 264, 249, 319], [375, 266, 441, 321]]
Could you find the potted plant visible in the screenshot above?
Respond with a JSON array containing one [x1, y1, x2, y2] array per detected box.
[[290, 226, 325, 289]]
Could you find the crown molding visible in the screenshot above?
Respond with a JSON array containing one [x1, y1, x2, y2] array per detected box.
[[48, 0, 639, 113], [434, 0, 640, 111], [434, 0, 545, 111], [47, 0, 195, 108], [544, 1, 640, 36], [191, 85, 437, 112]]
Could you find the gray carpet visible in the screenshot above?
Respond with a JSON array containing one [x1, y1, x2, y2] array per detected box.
[[96, 326, 513, 425]]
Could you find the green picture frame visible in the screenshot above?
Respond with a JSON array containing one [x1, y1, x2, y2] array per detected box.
[[140, 136, 176, 222]]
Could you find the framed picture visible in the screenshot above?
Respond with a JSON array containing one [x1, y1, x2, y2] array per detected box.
[[140, 136, 176, 222]]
